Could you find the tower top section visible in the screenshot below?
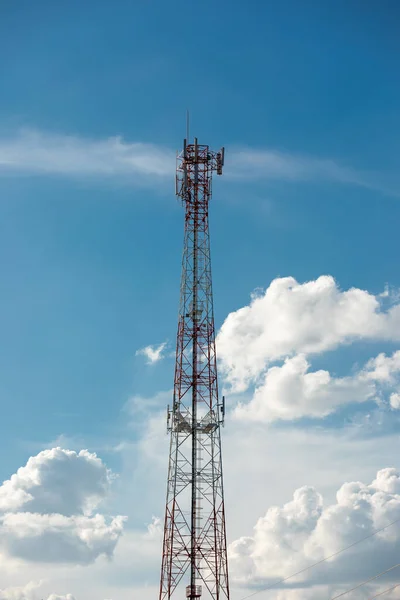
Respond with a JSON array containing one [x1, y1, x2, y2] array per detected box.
[[175, 138, 225, 204]]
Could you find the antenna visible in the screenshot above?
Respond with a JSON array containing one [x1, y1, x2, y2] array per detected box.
[[186, 110, 190, 142]]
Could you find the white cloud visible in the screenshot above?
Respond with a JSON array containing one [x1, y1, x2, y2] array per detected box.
[[229, 469, 400, 588], [226, 148, 398, 195], [364, 352, 400, 411], [234, 354, 376, 422], [0, 129, 396, 195], [4, 406, 399, 600], [135, 342, 167, 364], [146, 516, 162, 538], [0, 129, 175, 182], [0, 581, 75, 600], [363, 351, 400, 384], [390, 393, 400, 409], [3, 319, 400, 597], [227, 148, 359, 182], [1, 512, 125, 564], [217, 276, 400, 392], [0, 582, 43, 600], [233, 350, 400, 422], [0, 448, 125, 564], [0, 448, 112, 515], [229, 467, 400, 590], [89, 518, 163, 586], [124, 389, 172, 415]]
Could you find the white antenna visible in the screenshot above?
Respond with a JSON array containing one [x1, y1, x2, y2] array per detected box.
[[186, 110, 190, 142]]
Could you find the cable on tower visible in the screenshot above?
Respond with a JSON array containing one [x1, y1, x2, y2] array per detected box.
[[238, 516, 400, 600], [330, 563, 400, 600], [368, 582, 400, 599]]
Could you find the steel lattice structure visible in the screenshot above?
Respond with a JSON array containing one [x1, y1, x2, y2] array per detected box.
[[159, 138, 229, 600]]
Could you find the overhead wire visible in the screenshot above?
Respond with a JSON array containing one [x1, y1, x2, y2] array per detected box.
[[238, 516, 400, 600], [329, 563, 400, 599], [368, 582, 400, 599]]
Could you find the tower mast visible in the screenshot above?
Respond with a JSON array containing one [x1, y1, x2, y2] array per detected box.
[[160, 138, 229, 600]]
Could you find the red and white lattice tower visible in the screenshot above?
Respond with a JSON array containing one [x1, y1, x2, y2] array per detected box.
[[159, 138, 229, 600]]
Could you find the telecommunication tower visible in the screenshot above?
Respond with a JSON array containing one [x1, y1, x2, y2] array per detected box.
[[159, 138, 229, 600]]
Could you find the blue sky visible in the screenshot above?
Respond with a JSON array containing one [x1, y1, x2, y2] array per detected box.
[[1, 2, 400, 599]]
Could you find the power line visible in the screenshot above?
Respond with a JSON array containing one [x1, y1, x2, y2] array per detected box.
[[238, 516, 400, 600], [368, 582, 400, 599], [330, 564, 400, 599]]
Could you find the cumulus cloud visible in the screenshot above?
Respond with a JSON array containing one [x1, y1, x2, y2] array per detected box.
[[135, 342, 167, 364], [0, 448, 111, 515], [229, 468, 400, 590], [0, 582, 43, 600], [0, 448, 125, 564], [234, 354, 376, 422], [217, 276, 400, 392], [233, 350, 400, 422], [1, 512, 124, 564], [0, 581, 75, 600], [363, 351, 400, 384]]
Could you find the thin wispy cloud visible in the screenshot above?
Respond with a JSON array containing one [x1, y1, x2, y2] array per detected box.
[[0, 128, 397, 195], [0, 128, 175, 181], [226, 147, 398, 195]]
